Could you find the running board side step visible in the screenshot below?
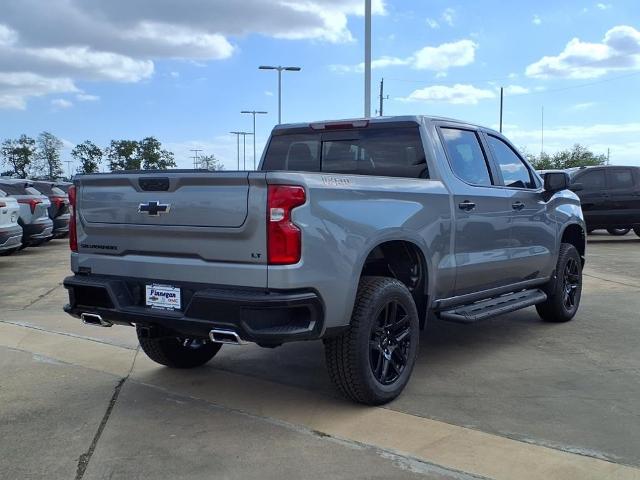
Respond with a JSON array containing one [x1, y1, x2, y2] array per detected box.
[[438, 289, 547, 324]]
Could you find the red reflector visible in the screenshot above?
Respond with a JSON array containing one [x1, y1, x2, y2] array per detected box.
[[68, 186, 78, 252], [18, 197, 42, 214], [267, 185, 305, 265]]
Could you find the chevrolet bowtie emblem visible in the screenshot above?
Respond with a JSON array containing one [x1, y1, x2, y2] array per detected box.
[[138, 201, 171, 216]]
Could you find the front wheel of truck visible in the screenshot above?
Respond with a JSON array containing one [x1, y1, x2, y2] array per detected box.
[[536, 243, 582, 323], [324, 276, 420, 405], [136, 327, 222, 368]]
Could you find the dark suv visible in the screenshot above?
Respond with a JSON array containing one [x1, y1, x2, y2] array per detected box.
[[32, 181, 70, 238], [568, 166, 640, 237]]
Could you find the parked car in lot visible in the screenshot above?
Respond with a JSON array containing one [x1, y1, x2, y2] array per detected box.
[[63, 115, 586, 405], [32, 181, 70, 238], [0, 188, 22, 255], [567, 166, 640, 237], [0, 180, 53, 247], [55, 181, 72, 194]]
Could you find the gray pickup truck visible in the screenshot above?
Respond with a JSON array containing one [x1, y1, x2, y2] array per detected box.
[[63, 116, 585, 405]]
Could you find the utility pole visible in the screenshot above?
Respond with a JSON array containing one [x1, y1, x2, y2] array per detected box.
[[259, 66, 301, 124], [364, 0, 372, 117], [189, 149, 202, 169], [499, 87, 503, 133], [607, 148, 610, 165], [230, 132, 253, 170], [241, 110, 268, 169], [65, 160, 73, 179], [377, 78, 388, 116]]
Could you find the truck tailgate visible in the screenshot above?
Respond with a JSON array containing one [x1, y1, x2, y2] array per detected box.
[[74, 172, 268, 287]]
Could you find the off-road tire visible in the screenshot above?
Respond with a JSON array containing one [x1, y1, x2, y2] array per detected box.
[[137, 327, 221, 368], [324, 276, 420, 405], [607, 227, 630, 236], [536, 243, 582, 322]]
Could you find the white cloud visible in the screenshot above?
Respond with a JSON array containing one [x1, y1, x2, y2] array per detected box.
[[503, 85, 530, 95], [0, 72, 78, 109], [51, 98, 73, 109], [264, 90, 274, 97], [532, 15, 542, 26], [441, 8, 456, 26], [76, 93, 99, 102], [571, 101, 597, 110], [0, 0, 386, 109], [526, 25, 640, 79], [332, 39, 478, 73], [425, 18, 439, 29], [596, 3, 612, 10], [398, 84, 496, 105]]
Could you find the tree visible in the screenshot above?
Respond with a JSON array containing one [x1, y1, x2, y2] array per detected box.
[[1, 135, 36, 178], [527, 144, 606, 170], [35, 131, 64, 179], [198, 154, 224, 171], [106, 140, 140, 171], [72, 140, 102, 174], [137, 136, 176, 170]]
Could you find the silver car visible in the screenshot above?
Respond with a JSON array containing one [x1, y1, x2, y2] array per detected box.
[[0, 180, 53, 247]]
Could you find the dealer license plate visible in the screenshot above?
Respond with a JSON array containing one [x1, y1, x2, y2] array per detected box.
[[145, 284, 181, 310]]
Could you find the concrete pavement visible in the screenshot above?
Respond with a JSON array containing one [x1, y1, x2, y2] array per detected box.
[[1, 233, 639, 479]]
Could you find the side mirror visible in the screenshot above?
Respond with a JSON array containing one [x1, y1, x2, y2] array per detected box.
[[544, 171, 569, 193], [569, 182, 583, 192]]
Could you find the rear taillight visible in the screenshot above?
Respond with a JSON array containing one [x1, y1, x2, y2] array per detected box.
[[267, 185, 305, 265], [0, 201, 6, 208], [51, 196, 67, 209], [68, 186, 77, 252], [18, 198, 42, 214]]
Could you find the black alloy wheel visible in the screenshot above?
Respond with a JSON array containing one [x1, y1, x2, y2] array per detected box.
[[369, 301, 412, 386]]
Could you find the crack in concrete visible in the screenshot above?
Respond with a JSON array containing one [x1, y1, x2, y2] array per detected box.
[[21, 283, 62, 310], [75, 348, 139, 480]]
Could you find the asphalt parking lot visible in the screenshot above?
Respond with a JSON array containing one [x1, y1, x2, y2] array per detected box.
[[1, 233, 639, 479]]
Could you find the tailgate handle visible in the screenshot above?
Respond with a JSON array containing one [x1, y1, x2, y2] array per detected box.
[[139, 177, 170, 191]]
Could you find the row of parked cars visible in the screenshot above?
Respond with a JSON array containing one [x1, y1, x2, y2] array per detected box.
[[0, 178, 71, 256], [539, 165, 640, 237]]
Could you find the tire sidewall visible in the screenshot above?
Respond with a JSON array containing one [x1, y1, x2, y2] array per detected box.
[[554, 245, 582, 318], [355, 280, 420, 401]]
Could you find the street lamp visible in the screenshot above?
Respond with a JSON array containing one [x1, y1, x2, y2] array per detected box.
[[230, 131, 253, 170], [241, 110, 268, 169], [258, 65, 301, 124]]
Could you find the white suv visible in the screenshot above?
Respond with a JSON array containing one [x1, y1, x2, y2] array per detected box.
[[0, 188, 22, 255]]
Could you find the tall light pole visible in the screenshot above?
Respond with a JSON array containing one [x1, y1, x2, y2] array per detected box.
[[364, 0, 372, 117], [241, 110, 268, 169], [258, 65, 301, 124], [230, 131, 253, 170], [230, 132, 242, 170]]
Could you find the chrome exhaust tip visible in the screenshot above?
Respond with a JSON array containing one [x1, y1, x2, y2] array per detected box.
[[209, 329, 247, 345], [81, 313, 113, 328]]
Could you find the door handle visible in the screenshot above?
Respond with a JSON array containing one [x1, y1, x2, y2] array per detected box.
[[512, 201, 525, 211], [458, 200, 476, 211]]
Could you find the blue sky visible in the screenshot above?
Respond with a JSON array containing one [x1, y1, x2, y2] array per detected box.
[[1, 0, 639, 173]]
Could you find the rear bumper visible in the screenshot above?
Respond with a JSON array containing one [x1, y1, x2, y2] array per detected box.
[[22, 219, 54, 244], [63, 274, 325, 345], [0, 224, 22, 251], [52, 216, 70, 236]]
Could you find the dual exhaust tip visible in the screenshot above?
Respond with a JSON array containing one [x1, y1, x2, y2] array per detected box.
[[80, 313, 246, 346]]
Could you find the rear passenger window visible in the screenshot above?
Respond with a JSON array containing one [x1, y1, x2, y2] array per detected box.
[[486, 135, 535, 189], [576, 170, 606, 190], [440, 128, 492, 186], [263, 127, 428, 179], [608, 169, 634, 189]]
